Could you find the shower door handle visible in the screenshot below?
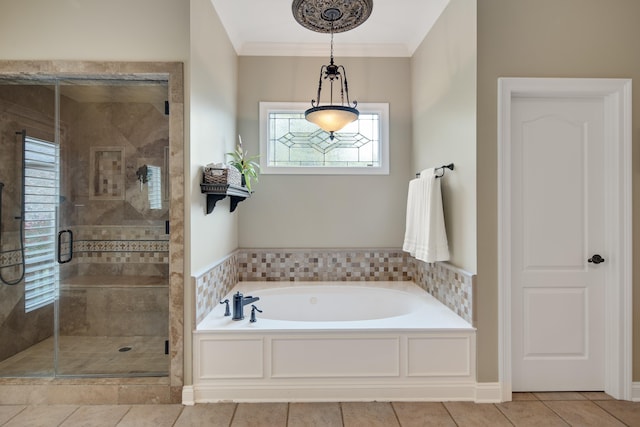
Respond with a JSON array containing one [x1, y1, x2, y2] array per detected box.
[[57, 229, 73, 264]]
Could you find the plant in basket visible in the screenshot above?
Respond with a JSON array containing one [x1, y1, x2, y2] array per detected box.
[[227, 135, 260, 191]]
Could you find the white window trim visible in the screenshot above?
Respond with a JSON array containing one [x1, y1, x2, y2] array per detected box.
[[259, 101, 389, 175]]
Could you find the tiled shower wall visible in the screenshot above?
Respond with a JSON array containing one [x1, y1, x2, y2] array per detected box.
[[62, 225, 169, 279], [194, 248, 475, 326]]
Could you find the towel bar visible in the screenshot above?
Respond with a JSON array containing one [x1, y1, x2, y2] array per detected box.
[[415, 163, 454, 179]]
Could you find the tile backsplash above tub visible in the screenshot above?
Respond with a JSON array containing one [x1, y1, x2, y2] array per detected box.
[[238, 248, 412, 282]]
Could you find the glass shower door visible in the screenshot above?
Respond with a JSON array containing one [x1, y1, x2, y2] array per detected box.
[[0, 80, 57, 377], [55, 78, 170, 377], [0, 77, 170, 378]]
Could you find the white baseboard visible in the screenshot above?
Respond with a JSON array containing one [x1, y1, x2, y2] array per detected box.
[[186, 382, 503, 404], [182, 385, 195, 406], [632, 382, 640, 402], [475, 382, 502, 403]]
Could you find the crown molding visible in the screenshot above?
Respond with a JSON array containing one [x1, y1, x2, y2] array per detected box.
[[237, 42, 412, 58]]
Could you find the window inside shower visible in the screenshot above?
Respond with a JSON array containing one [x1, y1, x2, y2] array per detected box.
[[0, 77, 170, 378], [24, 136, 60, 313]]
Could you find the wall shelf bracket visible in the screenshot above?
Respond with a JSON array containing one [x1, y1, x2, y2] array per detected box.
[[200, 183, 250, 214]]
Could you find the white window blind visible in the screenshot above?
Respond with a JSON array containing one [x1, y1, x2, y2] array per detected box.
[[23, 136, 59, 313], [147, 165, 162, 209]]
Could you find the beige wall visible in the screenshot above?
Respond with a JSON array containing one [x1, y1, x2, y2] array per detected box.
[[237, 57, 412, 248], [189, 0, 239, 272], [0, 0, 188, 62], [477, 0, 640, 382], [410, 0, 477, 273], [185, 0, 239, 385]]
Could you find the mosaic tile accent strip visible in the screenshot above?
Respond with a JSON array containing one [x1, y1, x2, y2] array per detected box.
[[0, 231, 22, 268], [66, 225, 169, 265], [195, 253, 239, 325], [73, 240, 169, 253], [238, 249, 412, 282], [0, 249, 22, 268], [412, 258, 475, 325]]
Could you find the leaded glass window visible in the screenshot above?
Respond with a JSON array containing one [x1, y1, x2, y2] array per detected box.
[[259, 102, 389, 175]]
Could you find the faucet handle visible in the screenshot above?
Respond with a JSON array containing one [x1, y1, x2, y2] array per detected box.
[[250, 305, 263, 323], [220, 299, 230, 316]]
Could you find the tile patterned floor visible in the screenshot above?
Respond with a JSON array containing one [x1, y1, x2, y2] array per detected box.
[[0, 392, 639, 426]]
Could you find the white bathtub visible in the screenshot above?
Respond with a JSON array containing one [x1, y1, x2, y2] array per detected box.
[[189, 281, 477, 404]]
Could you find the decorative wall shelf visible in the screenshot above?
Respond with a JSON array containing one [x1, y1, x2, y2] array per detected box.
[[200, 183, 250, 214]]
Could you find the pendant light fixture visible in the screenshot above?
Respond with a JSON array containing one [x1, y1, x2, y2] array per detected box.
[[292, 0, 373, 140]]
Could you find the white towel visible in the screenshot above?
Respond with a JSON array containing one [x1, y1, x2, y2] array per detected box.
[[402, 168, 450, 263]]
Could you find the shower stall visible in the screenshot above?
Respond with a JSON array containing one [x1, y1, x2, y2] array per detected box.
[[0, 77, 170, 377]]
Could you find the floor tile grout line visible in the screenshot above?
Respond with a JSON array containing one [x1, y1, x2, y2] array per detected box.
[[116, 405, 134, 426], [492, 403, 517, 426], [539, 399, 585, 426], [285, 402, 289, 427], [2, 405, 28, 426], [169, 405, 185, 427], [590, 400, 632, 427], [441, 402, 460, 427], [389, 401, 401, 426], [56, 405, 80, 426], [227, 402, 239, 427]]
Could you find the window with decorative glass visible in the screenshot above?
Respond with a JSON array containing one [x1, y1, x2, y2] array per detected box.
[[259, 102, 389, 175]]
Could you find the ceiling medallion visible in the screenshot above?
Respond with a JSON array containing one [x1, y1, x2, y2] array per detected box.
[[292, 0, 374, 34]]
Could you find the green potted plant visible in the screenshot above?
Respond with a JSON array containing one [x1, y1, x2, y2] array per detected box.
[[227, 135, 260, 191]]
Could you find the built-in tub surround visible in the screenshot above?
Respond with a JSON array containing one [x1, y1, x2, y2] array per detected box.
[[412, 259, 475, 325], [194, 249, 411, 326], [194, 252, 239, 325], [189, 281, 476, 403], [195, 248, 475, 328]]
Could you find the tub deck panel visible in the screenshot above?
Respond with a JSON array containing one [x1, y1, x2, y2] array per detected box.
[[407, 335, 472, 377], [192, 281, 478, 403], [199, 338, 263, 379], [271, 337, 400, 378]]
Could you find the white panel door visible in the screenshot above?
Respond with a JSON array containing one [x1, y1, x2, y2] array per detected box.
[[511, 95, 606, 391]]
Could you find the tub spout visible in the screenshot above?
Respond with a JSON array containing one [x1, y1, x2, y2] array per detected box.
[[232, 291, 260, 320]]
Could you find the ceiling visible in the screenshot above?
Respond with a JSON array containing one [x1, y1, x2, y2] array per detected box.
[[211, 0, 450, 57]]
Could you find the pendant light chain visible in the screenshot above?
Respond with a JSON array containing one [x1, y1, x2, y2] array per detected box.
[[329, 20, 335, 105], [330, 21, 334, 62]]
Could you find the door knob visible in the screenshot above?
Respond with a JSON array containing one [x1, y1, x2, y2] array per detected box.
[[588, 254, 605, 264]]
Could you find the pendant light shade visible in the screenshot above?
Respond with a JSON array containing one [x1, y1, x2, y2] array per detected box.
[[305, 105, 359, 133], [292, 0, 373, 140]]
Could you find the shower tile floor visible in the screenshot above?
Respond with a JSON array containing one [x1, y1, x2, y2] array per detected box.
[[0, 336, 168, 377]]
